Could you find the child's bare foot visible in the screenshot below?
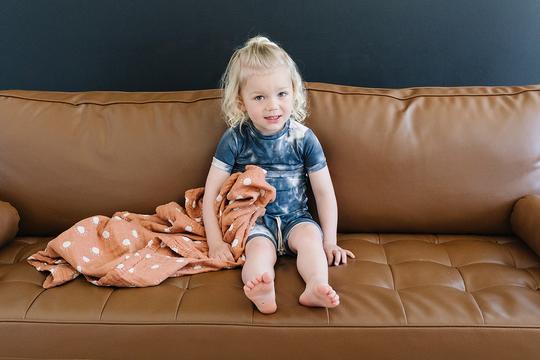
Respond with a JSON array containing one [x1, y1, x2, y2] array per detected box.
[[243, 272, 277, 314], [299, 284, 340, 308]]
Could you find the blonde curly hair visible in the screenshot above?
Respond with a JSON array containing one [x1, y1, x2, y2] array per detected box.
[[219, 35, 307, 128]]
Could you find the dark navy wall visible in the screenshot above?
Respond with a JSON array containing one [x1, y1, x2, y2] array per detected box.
[[1, 0, 539, 91]]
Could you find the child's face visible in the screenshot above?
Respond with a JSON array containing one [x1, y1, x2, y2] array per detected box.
[[238, 66, 293, 136]]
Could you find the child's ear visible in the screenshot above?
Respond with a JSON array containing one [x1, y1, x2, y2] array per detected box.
[[237, 97, 246, 112]]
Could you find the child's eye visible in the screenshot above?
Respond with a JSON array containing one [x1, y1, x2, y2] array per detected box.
[[254, 95, 264, 101], [278, 91, 288, 97]]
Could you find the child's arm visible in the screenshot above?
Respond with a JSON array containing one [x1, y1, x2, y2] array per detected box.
[[202, 164, 235, 262], [309, 166, 355, 266]]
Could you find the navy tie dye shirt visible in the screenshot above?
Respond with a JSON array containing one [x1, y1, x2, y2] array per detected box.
[[211, 118, 327, 216]]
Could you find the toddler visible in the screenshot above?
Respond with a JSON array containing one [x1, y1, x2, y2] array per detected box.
[[202, 35, 354, 314]]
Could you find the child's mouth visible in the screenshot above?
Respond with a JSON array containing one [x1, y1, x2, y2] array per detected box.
[[264, 115, 281, 122]]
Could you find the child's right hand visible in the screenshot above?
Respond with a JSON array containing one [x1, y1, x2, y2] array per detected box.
[[208, 240, 235, 262]]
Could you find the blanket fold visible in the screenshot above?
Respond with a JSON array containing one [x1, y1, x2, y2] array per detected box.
[[27, 165, 276, 288]]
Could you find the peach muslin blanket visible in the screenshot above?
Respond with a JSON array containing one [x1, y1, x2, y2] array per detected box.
[[27, 165, 276, 288]]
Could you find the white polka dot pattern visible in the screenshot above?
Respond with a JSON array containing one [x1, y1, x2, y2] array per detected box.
[[25, 165, 274, 288]]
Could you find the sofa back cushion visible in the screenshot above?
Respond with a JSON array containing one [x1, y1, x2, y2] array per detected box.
[[0, 90, 224, 235], [307, 83, 540, 235], [1, 83, 540, 236]]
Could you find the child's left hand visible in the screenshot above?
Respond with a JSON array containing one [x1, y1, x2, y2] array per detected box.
[[323, 243, 355, 266]]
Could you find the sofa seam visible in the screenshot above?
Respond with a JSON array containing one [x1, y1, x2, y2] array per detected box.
[[23, 288, 47, 319], [9, 319, 539, 328], [5, 87, 539, 106], [174, 287, 188, 321], [436, 234, 454, 267], [325, 307, 329, 325], [381, 235, 408, 325], [504, 243, 518, 269], [523, 268, 540, 291], [0, 239, 46, 265], [0, 279, 46, 287], [454, 264, 486, 325], [175, 275, 192, 320], [501, 241, 536, 290], [445, 238, 458, 284], [467, 291, 487, 325], [0, 94, 222, 107], [98, 288, 116, 320], [440, 234, 485, 325], [306, 87, 540, 101], [10, 243, 30, 265], [467, 283, 538, 292]]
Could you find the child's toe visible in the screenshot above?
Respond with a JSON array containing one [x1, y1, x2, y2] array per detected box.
[[261, 272, 272, 283]]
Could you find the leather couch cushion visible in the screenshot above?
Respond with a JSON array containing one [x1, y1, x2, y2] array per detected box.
[[2, 233, 538, 326], [306, 83, 540, 235], [0, 89, 224, 236], [1, 84, 540, 236]]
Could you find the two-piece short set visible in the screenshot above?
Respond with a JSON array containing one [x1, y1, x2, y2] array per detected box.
[[212, 118, 327, 256]]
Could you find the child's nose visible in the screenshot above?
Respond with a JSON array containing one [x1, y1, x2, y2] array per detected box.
[[266, 98, 279, 110]]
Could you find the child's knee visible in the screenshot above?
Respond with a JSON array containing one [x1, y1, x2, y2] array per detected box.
[[287, 223, 323, 251], [246, 236, 276, 254]]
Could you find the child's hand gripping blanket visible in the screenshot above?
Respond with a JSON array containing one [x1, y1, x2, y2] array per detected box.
[[27, 165, 276, 288]]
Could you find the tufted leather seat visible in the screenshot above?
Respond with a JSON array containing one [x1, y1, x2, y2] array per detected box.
[[2, 234, 539, 325], [1, 233, 539, 359]]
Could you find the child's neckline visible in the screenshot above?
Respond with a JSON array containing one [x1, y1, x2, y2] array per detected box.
[[247, 118, 291, 140]]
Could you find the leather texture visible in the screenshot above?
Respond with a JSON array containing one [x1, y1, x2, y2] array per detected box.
[[2, 84, 540, 236], [306, 83, 540, 235], [0, 234, 539, 359], [512, 195, 540, 257], [0, 201, 19, 247], [0, 89, 224, 236], [1, 83, 540, 359], [2, 234, 539, 324]]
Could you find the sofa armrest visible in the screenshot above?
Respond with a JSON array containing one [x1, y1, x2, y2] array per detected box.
[[511, 195, 540, 257], [0, 200, 20, 247]]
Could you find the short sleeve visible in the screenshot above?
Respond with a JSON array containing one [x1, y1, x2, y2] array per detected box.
[[303, 129, 327, 174], [211, 128, 238, 173]]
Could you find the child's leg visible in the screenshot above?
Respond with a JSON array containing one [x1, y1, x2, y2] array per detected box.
[[242, 236, 278, 314], [287, 223, 340, 308]]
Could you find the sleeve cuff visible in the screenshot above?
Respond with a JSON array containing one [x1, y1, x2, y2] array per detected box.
[[211, 157, 233, 173], [306, 160, 327, 174]]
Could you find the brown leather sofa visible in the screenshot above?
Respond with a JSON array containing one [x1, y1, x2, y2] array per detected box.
[[1, 82, 539, 359]]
